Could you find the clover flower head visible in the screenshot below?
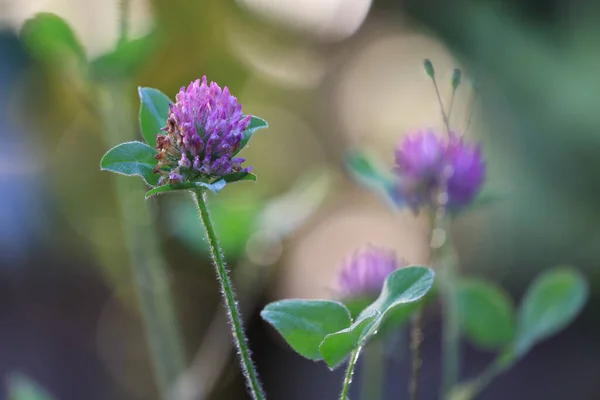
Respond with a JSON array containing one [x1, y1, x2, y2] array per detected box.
[[337, 246, 406, 298], [154, 76, 252, 184], [394, 130, 485, 210], [446, 133, 486, 208]]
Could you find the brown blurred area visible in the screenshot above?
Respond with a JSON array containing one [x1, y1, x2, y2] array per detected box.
[[1, 0, 600, 399]]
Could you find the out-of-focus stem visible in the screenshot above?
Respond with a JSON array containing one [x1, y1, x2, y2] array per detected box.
[[408, 309, 424, 400], [361, 340, 384, 400], [99, 84, 186, 398], [118, 0, 130, 44]]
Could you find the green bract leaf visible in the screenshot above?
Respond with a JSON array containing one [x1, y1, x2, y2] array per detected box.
[[233, 116, 268, 156], [138, 87, 172, 146], [91, 30, 160, 80], [319, 266, 434, 369], [222, 171, 257, 184], [515, 267, 588, 355], [7, 374, 55, 400], [20, 13, 86, 65], [145, 180, 226, 198], [457, 278, 516, 350], [261, 300, 352, 360], [345, 150, 397, 206], [100, 141, 159, 186]]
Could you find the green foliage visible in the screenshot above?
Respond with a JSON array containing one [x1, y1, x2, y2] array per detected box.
[[457, 279, 516, 350], [7, 374, 54, 400], [319, 314, 378, 369], [344, 150, 396, 206], [515, 267, 588, 355], [20, 13, 85, 65], [233, 116, 269, 156], [261, 300, 352, 360], [138, 87, 172, 146], [145, 180, 226, 198], [91, 30, 160, 80], [451, 268, 588, 400], [320, 266, 434, 369], [100, 141, 159, 186], [261, 267, 434, 370]]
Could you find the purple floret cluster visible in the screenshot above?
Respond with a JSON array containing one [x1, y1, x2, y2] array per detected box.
[[394, 130, 485, 210], [338, 246, 406, 298], [154, 76, 252, 184]]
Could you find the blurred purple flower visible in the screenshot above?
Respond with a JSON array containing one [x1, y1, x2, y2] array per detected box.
[[394, 129, 445, 209], [446, 134, 486, 208], [155, 76, 252, 183], [338, 246, 406, 298], [393, 130, 485, 210]]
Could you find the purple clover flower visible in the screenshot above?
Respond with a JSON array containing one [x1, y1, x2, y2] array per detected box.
[[154, 76, 252, 184], [394, 129, 445, 209], [394, 130, 485, 210], [446, 133, 486, 208], [337, 246, 406, 298]]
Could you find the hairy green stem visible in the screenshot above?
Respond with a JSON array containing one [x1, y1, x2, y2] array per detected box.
[[193, 190, 265, 400], [341, 347, 362, 400], [361, 341, 384, 400]]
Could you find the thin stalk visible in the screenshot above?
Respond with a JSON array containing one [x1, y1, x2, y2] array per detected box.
[[453, 352, 514, 400], [446, 89, 457, 131], [193, 190, 265, 400], [408, 309, 424, 400], [341, 347, 362, 400], [118, 0, 130, 44], [431, 77, 450, 135], [463, 90, 477, 137], [361, 340, 384, 400], [424, 167, 460, 400]]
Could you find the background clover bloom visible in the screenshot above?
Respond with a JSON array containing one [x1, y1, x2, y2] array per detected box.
[[155, 76, 252, 184], [337, 246, 406, 298], [394, 130, 485, 210]]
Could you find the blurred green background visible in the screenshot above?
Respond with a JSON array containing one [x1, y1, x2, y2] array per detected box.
[[1, 0, 599, 399]]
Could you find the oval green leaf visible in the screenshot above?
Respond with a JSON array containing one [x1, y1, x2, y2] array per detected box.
[[233, 116, 268, 156], [145, 180, 226, 198], [100, 141, 159, 186], [91, 30, 160, 80], [515, 267, 588, 356], [457, 278, 516, 350], [20, 13, 86, 65], [138, 87, 172, 146], [319, 266, 435, 369], [261, 299, 352, 360]]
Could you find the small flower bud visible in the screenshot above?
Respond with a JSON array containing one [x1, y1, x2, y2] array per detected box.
[[423, 59, 435, 79], [452, 68, 462, 91], [337, 246, 406, 298]]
